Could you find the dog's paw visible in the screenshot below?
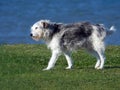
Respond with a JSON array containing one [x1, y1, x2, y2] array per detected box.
[[95, 66, 103, 70], [65, 66, 72, 70], [42, 68, 50, 71]]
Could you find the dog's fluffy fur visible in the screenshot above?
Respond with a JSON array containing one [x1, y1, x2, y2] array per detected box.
[[30, 20, 115, 70]]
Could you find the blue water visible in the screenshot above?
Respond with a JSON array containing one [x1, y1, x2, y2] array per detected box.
[[0, 0, 120, 45]]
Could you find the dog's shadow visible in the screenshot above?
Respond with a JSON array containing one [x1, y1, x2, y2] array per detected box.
[[104, 66, 120, 69], [75, 66, 120, 70]]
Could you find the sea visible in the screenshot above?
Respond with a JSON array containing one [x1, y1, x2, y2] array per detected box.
[[0, 0, 120, 45]]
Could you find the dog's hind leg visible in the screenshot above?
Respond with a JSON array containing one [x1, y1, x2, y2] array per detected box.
[[64, 52, 73, 69], [93, 46, 105, 69], [87, 49, 101, 69], [87, 46, 105, 69], [96, 49, 106, 69]]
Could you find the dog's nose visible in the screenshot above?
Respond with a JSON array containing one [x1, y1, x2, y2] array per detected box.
[[30, 34, 33, 37]]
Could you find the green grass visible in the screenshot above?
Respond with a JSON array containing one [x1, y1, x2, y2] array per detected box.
[[0, 44, 120, 90]]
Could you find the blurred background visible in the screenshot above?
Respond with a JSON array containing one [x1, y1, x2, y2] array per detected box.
[[0, 0, 120, 45]]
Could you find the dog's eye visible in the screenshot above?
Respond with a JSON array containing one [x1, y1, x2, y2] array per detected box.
[[35, 27, 38, 29]]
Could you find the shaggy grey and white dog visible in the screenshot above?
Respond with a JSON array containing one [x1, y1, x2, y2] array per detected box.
[[30, 20, 115, 70]]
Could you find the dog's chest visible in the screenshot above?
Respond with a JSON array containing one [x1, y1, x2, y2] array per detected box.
[[47, 36, 60, 51]]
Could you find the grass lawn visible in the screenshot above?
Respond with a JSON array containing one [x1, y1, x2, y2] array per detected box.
[[0, 44, 120, 90]]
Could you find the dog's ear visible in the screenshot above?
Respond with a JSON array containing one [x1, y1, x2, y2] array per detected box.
[[54, 24, 59, 30], [42, 22, 49, 28]]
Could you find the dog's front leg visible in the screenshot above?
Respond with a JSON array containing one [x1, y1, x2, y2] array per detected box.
[[64, 52, 73, 69], [43, 50, 60, 70]]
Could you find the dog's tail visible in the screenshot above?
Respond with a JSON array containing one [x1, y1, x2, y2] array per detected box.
[[106, 26, 116, 36]]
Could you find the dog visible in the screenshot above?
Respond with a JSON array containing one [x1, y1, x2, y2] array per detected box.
[[30, 20, 115, 70]]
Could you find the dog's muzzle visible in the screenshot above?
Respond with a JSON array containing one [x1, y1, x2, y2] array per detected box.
[[30, 33, 33, 37], [30, 33, 41, 41]]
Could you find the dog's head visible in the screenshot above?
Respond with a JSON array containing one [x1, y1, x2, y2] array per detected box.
[[30, 20, 60, 41], [30, 20, 50, 41]]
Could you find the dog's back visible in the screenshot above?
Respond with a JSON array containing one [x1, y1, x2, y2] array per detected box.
[[59, 22, 93, 50]]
